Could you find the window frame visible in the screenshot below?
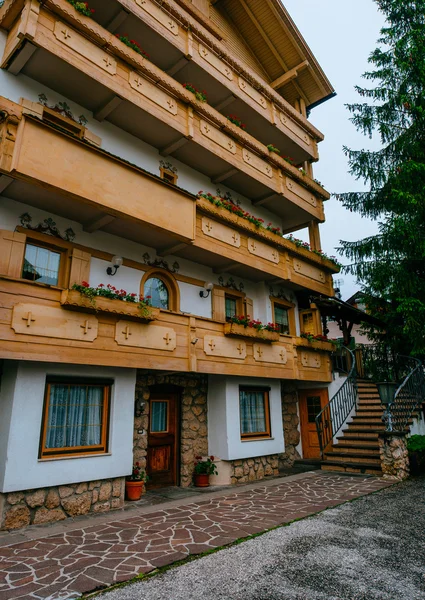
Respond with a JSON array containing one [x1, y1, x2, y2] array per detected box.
[[140, 268, 180, 312], [21, 238, 69, 288], [159, 167, 178, 185], [270, 296, 296, 337], [239, 386, 271, 440], [39, 378, 112, 459], [150, 399, 170, 433]]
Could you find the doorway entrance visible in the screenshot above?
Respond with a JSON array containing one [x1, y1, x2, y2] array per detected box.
[[147, 392, 180, 488], [299, 389, 329, 459]]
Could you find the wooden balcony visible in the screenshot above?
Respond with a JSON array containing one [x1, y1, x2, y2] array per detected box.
[[0, 99, 337, 295], [0, 0, 328, 231], [0, 0, 324, 165], [0, 278, 333, 382]]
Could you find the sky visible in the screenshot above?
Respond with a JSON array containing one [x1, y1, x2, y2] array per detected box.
[[283, 0, 386, 299]]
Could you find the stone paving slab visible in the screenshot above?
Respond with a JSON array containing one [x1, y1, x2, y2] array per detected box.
[[0, 473, 394, 600]]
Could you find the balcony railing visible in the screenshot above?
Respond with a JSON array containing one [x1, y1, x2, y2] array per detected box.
[[1, 277, 333, 382]]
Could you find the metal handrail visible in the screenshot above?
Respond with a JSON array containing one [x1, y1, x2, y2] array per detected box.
[[385, 355, 425, 432], [315, 347, 357, 459]]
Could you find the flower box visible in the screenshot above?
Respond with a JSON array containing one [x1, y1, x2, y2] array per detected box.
[[224, 322, 280, 342], [60, 290, 160, 322], [295, 337, 335, 352]]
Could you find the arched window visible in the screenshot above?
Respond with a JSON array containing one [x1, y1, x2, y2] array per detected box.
[[141, 269, 180, 312], [145, 277, 169, 310]]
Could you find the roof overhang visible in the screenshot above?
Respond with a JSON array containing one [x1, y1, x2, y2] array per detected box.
[[311, 296, 385, 328], [211, 0, 335, 109]]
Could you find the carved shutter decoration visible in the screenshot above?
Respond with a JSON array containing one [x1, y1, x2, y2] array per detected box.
[[69, 249, 91, 287], [300, 310, 315, 335], [245, 297, 253, 319], [212, 287, 225, 321], [0, 230, 26, 278]]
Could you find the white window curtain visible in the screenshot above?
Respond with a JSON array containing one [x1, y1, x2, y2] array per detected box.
[[46, 384, 104, 449], [240, 390, 266, 434]]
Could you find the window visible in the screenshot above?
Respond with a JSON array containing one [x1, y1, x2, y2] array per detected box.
[[239, 387, 271, 439], [159, 167, 178, 185], [22, 243, 61, 285], [40, 380, 110, 458], [145, 277, 170, 309], [274, 304, 290, 335], [225, 294, 238, 322], [150, 400, 168, 432]]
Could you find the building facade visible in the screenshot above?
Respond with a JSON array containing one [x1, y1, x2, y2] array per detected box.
[[0, 0, 337, 529]]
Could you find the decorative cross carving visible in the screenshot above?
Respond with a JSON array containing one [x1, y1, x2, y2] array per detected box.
[[272, 250, 278, 261], [80, 320, 92, 335], [224, 67, 231, 77], [208, 339, 216, 351], [167, 99, 175, 110], [256, 347, 263, 358], [228, 141, 235, 151], [122, 326, 132, 340], [168, 20, 176, 30], [250, 241, 257, 252], [240, 80, 246, 89], [260, 97, 266, 107], [201, 47, 208, 57], [232, 233, 239, 244], [61, 28, 71, 40], [205, 221, 213, 232], [203, 124, 211, 134], [163, 333, 172, 345], [236, 343, 244, 355], [134, 77, 143, 88], [103, 57, 113, 69], [22, 312, 35, 327], [266, 166, 272, 175], [279, 350, 286, 361]]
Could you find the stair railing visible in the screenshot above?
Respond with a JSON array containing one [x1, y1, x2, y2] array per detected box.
[[315, 346, 357, 459], [385, 356, 425, 432]]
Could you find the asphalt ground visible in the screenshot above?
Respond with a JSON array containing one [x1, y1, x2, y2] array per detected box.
[[97, 475, 425, 600]]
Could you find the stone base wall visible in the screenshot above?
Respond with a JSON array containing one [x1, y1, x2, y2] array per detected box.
[[135, 372, 208, 487], [279, 383, 301, 469], [0, 477, 125, 530], [378, 433, 410, 480], [230, 455, 279, 484]]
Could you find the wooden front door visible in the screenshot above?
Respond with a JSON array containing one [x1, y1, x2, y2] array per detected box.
[[147, 393, 179, 488], [299, 389, 329, 459]]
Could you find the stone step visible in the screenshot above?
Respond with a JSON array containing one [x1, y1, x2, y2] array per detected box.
[[342, 428, 383, 436], [331, 442, 380, 453], [324, 452, 380, 465], [321, 462, 382, 476], [356, 409, 384, 417], [349, 418, 385, 426]]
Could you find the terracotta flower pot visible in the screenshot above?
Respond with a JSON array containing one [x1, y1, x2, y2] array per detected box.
[[125, 480, 144, 500], [194, 473, 210, 487]]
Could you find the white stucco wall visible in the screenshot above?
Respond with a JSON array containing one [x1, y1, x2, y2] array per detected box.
[[208, 375, 284, 460], [410, 414, 425, 437], [0, 361, 136, 493]]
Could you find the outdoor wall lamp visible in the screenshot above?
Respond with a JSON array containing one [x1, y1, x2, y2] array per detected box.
[[199, 282, 214, 298], [376, 381, 398, 432], [106, 255, 123, 276]]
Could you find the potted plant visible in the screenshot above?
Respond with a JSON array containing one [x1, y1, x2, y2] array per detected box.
[[224, 315, 280, 342], [407, 435, 425, 475], [193, 456, 218, 487], [125, 462, 148, 500]]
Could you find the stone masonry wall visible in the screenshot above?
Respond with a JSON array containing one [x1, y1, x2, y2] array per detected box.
[[279, 383, 301, 469], [134, 372, 208, 487], [230, 455, 279, 484], [378, 433, 410, 480], [0, 477, 125, 530]]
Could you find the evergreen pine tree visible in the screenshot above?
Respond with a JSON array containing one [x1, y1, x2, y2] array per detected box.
[[337, 0, 425, 356]]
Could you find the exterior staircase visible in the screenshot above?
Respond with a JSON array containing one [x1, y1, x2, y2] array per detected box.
[[321, 380, 384, 475]]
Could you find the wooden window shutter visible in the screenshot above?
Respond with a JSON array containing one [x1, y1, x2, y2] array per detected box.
[[69, 248, 91, 287], [0, 230, 26, 278], [244, 297, 253, 318], [212, 287, 225, 321], [300, 310, 315, 335]]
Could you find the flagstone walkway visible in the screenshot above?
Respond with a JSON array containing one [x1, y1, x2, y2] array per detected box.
[[0, 472, 394, 600]]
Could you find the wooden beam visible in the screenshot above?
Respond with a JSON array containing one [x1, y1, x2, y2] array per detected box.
[[270, 60, 309, 90], [252, 193, 277, 206], [212, 168, 238, 184], [213, 95, 236, 111], [159, 137, 188, 156], [8, 42, 37, 75], [167, 57, 189, 76], [94, 96, 123, 122], [157, 242, 188, 257], [213, 262, 240, 274], [0, 175, 14, 194], [105, 9, 129, 32], [83, 214, 116, 233], [235, 0, 309, 105]]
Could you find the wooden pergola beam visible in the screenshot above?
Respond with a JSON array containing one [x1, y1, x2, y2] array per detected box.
[[270, 60, 309, 90]]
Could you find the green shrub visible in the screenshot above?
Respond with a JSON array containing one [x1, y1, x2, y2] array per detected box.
[[407, 434, 425, 454]]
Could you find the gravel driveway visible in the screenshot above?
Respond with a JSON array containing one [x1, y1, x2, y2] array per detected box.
[[98, 476, 425, 600]]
